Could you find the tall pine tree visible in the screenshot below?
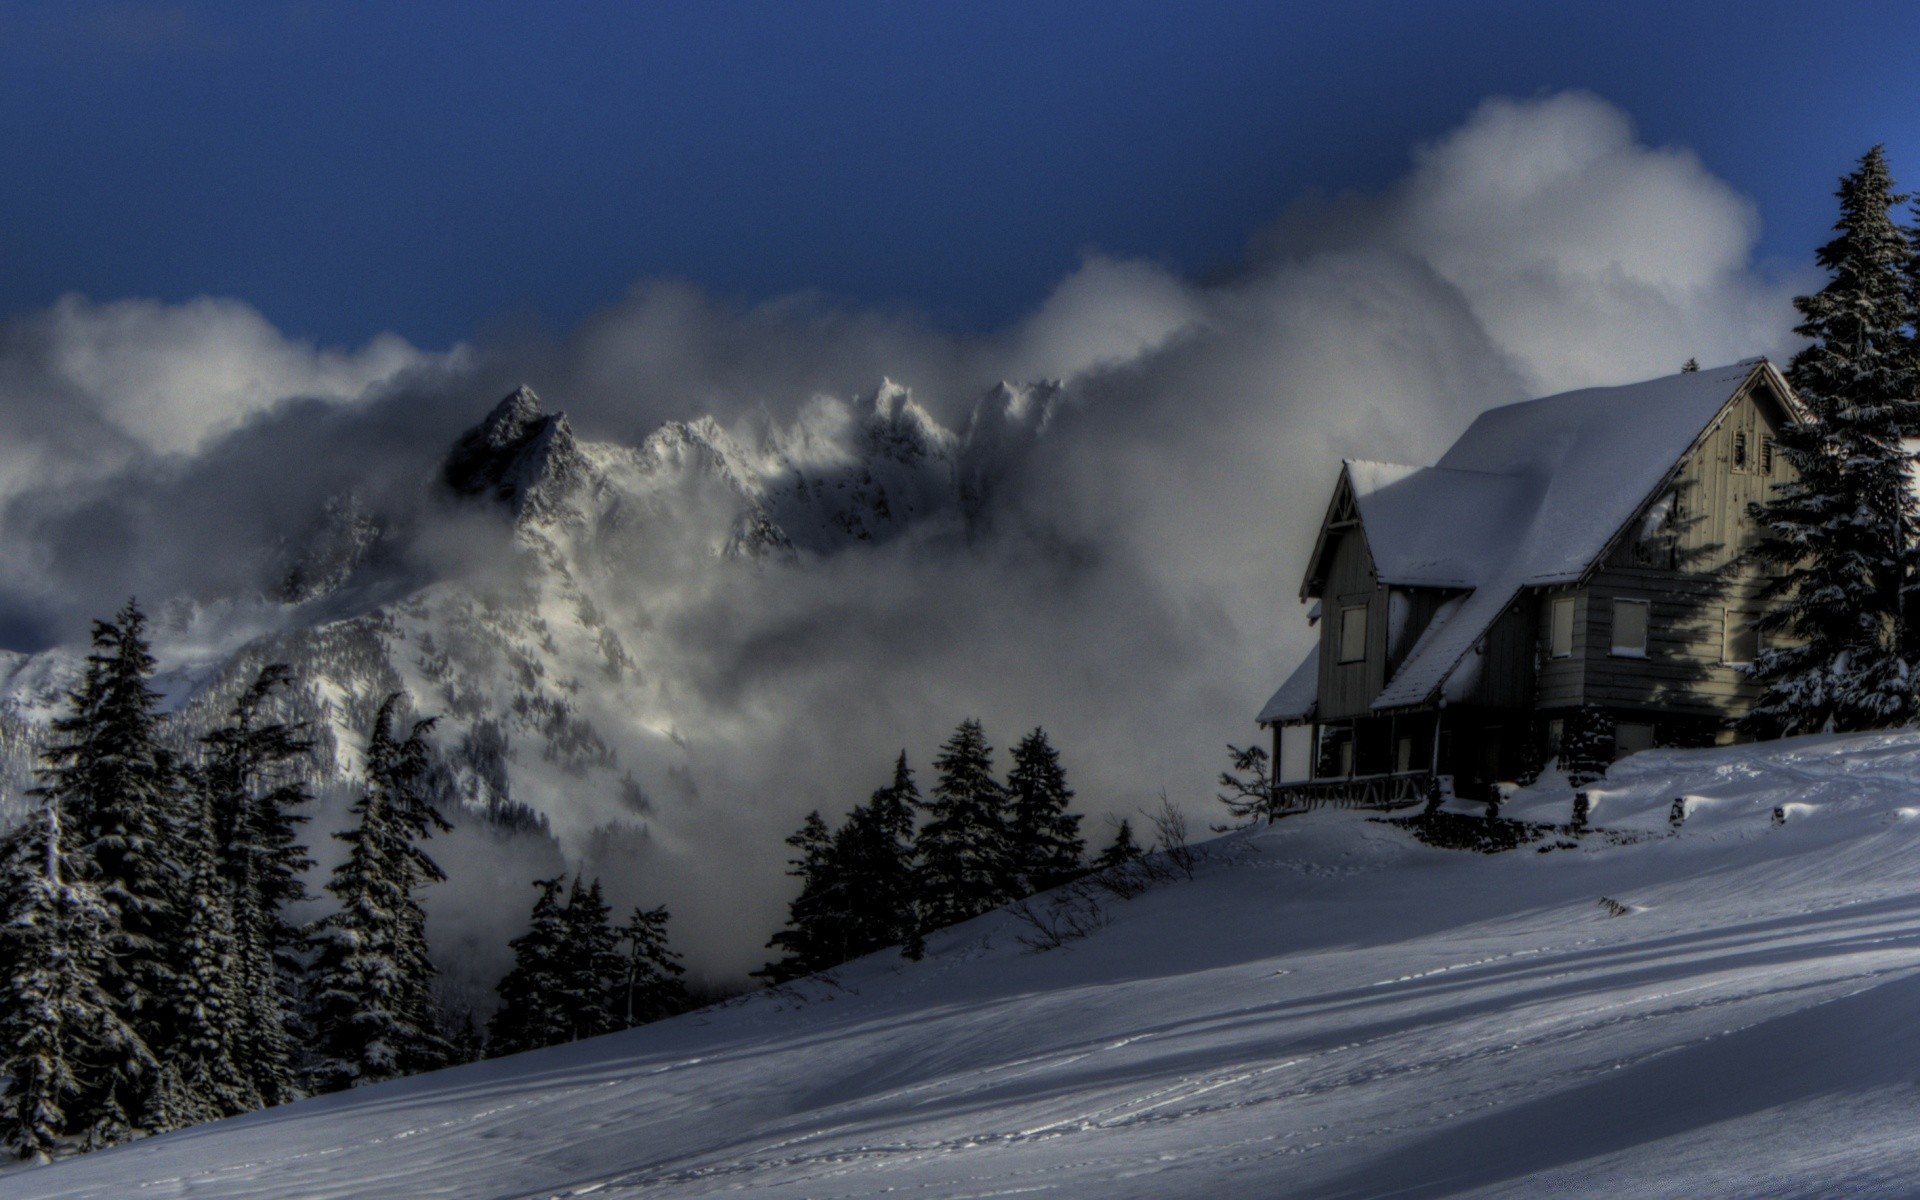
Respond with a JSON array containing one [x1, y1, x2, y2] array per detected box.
[[487, 875, 572, 1057], [614, 905, 687, 1027], [836, 752, 920, 959], [1005, 729, 1084, 893], [0, 804, 158, 1160], [162, 784, 257, 1124], [754, 811, 839, 983], [197, 663, 313, 1107], [304, 695, 451, 1092], [913, 720, 1014, 932], [1749, 146, 1920, 733], [32, 602, 190, 1096], [558, 876, 623, 1042]]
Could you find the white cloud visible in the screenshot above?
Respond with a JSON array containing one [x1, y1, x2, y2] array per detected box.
[[0, 92, 1809, 977]]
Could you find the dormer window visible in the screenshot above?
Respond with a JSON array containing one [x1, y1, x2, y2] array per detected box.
[[1338, 604, 1369, 664]]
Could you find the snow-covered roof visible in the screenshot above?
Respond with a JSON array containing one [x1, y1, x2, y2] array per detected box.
[[1346, 461, 1528, 589], [1257, 644, 1319, 725], [1277, 360, 1793, 719], [1371, 360, 1783, 710]]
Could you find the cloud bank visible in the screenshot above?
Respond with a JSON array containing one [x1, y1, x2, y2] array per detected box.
[[0, 92, 1805, 978]]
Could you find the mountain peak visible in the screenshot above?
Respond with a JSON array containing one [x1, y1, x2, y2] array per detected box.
[[443, 385, 582, 520]]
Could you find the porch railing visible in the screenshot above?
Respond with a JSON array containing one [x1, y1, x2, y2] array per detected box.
[[1272, 772, 1430, 814]]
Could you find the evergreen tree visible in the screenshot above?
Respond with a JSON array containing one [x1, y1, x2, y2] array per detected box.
[[163, 784, 257, 1123], [835, 753, 920, 959], [0, 804, 158, 1160], [304, 695, 451, 1092], [558, 876, 623, 1041], [1092, 819, 1142, 871], [753, 811, 838, 983], [487, 875, 572, 1056], [197, 663, 313, 1107], [1748, 146, 1920, 733], [1005, 729, 1084, 893], [614, 905, 687, 1027], [31, 601, 190, 1090], [913, 720, 1014, 932]]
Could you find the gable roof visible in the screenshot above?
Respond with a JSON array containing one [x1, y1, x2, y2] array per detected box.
[[1276, 359, 1799, 720]]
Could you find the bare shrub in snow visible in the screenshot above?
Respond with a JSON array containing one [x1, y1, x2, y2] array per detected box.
[[1148, 794, 1199, 881], [1009, 882, 1109, 952]]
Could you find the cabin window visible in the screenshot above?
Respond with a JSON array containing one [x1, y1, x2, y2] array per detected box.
[[1760, 437, 1775, 474], [1549, 596, 1575, 658], [1615, 722, 1655, 758], [1723, 609, 1761, 666], [1338, 604, 1369, 664], [1732, 430, 1749, 471], [1610, 598, 1650, 658], [1395, 737, 1414, 774]]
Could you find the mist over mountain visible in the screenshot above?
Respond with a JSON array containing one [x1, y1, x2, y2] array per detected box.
[[0, 92, 1803, 989]]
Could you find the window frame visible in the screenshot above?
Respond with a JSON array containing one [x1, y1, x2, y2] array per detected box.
[[1610, 597, 1650, 659], [1549, 595, 1576, 659], [1337, 603, 1369, 665], [1722, 608, 1761, 667]]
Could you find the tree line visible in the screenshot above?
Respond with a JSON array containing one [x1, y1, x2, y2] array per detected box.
[[0, 601, 692, 1162], [753, 719, 1143, 983], [0, 603, 460, 1158]]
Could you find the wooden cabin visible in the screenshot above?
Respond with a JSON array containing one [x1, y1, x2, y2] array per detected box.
[[1258, 359, 1806, 804]]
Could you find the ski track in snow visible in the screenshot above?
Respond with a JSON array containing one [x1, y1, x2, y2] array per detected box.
[[16, 733, 1920, 1198]]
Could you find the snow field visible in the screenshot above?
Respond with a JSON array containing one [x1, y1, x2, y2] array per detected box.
[[14, 731, 1920, 1198]]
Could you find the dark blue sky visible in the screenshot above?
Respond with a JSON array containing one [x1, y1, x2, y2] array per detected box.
[[3, 0, 1917, 349]]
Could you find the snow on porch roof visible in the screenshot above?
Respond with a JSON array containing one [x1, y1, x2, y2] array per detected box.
[[1257, 643, 1319, 725], [1368, 359, 1774, 712]]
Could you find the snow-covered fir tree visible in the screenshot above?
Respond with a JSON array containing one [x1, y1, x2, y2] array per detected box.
[[558, 877, 624, 1042], [615, 905, 687, 1027], [1748, 145, 1920, 733], [32, 602, 192, 1091], [0, 802, 159, 1161], [835, 752, 921, 959], [163, 785, 258, 1123], [754, 811, 840, 983], [304, 695, 451, 1091], [913, 720, 1015, 931], [197, 663, 314, 1107], [487, 875, 572, 1057], [1005, 729, 1084, 892]]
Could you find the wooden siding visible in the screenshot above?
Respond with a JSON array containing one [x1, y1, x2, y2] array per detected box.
[[1385, 587, 1449, 677], [1555, 380, 1798, 718], [1316, 527, 1387, 720], [1573, 567, 1770, 717], [1453, 596, 1537, 710]]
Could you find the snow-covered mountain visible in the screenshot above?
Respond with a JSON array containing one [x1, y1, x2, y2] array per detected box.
[[0, 378, 1061, 985], [13, 732, 1920, 1198]]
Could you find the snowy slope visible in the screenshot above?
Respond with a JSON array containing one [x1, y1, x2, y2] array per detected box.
[[15, 732, 1920, 1199]]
